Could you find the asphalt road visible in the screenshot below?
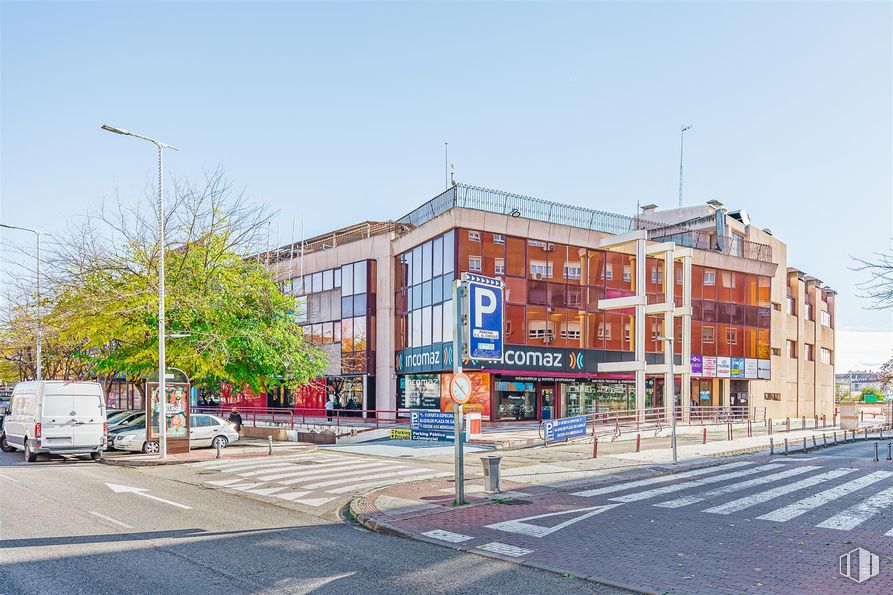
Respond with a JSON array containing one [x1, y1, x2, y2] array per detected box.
[[0, 450, 624, 595]]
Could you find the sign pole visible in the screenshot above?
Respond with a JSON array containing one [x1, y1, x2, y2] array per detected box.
[[453, 279, 464, 505]]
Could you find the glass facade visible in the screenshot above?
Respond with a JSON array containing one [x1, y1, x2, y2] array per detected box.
[[395, 230, 455, 350]]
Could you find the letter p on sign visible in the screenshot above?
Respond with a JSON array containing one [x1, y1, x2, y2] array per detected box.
[[475, 288, 497, 327]]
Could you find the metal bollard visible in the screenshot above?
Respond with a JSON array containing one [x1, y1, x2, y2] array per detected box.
[[481, 455, 502, 493], [703, 427, 707, 444], [814, 416, 818, 429], [593, 436, 599, 459], [802, 416, 806, 431], [635, 433, 641, 452], [888, 442, 892, 461], [268, 435, 273, 455], [786, 417, 790, 432], [822, 414, 826, 428], [768, 419, 773, 435], [822, 433, 827, 446], [812, 436, 817, 449], [728, 423, 733, 441], [875, 442, 880, 462], [216, 441, 221, 459], [748, 419, 752, 438], [770, 437, 774, 455], [865, 429, 869, 440], [802, 437, 807, 451], [833, 431, 837, 444], [784, 438, 789, 455]]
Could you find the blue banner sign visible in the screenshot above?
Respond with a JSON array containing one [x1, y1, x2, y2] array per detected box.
[[462, 273, 504, 362], [410, 410, 462, 442], [542, 415, 588, 443]]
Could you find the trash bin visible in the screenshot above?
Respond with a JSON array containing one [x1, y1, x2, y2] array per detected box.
[[481, 455, 502, 494]]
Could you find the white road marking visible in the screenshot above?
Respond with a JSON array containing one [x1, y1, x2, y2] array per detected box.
[[274, 491, 311, 501], [704, 468, 855, 515], [196, 455, 320, 472], [758, 471, 893, 522], [654, 466, 819, 508], [0, 473, 20, 483], [572, 461, 756, 498], [89, 511, 133, 528], [253, 459, 380, 481], [105, 482, 192, 509], [816, 485, 893, 531], [245, 486, 288, 496], [478, 542, 532, 557], [610, 464, 785, 503], [301, 467, 428, 489], [325, 471, 452, 494], [291, 497, 336, 507], [422, 529, 473, 543], [771, 457, 823, 462], [486, 504, 622, 537], [234, 463, 318, 477], [278, 462, 403, 486], [205, 478, 245, 487]]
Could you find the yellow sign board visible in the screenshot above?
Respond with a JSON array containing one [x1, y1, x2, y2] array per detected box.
[[390, 428, 412, 440]]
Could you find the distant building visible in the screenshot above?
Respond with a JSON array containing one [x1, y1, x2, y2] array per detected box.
[[836, 371, 890, 398]]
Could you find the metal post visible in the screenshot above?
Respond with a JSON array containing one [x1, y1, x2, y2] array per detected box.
[[35, 232, 41, 380], [268, 435, 273, 455], [635, 433, 641, 452], [453, 280, 464, 505], [784, 438, 788, 455], [887, 442, 891, 461], [592, 435, 598, 459], [770, 437, 774, 455], [157, 144, 167, 461], [874, 442, 879, 462]]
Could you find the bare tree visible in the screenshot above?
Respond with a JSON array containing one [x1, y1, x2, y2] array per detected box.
[[854, 250, 893, 310]]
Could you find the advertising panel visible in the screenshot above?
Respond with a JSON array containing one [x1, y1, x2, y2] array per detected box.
[[702, 356, 717, 377], [758, 359, 771, 380], [409, 410, 462, 442], [690, 354, 703, 376], [717, 357, 732, 378], [148, 383, 189, 439], [542, 415, 588, 443], [731, 357, 745, 378], [744, 359, 759, 379], [400, 374, 441, 410], [440, 371, 491, 419]]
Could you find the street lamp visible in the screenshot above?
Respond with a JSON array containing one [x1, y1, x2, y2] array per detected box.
[[102, 124, 179, 461], [657, 335, 678, 464], [0, 224, 44, 381]]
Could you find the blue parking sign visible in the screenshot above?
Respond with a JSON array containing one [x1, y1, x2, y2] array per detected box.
[[462, 273, 504, 362]]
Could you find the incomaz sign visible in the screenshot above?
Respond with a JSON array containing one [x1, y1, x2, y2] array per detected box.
[[461, 273, 504, 362]]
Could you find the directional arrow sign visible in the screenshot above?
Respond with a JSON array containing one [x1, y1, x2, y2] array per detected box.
[[105, 483, 192, 509], [484, 503, 621, 537]]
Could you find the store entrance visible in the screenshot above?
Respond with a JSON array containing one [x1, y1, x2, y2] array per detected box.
[[540, 386, 556, 420]]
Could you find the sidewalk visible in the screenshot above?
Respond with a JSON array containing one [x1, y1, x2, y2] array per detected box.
[[101, 438, 315, 466]]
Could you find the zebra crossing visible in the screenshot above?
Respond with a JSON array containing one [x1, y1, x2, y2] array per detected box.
[[193, 453, 450, 507], [571, 459, 893, 535]]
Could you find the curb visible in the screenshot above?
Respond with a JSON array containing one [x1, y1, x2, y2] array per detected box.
[[349, 485, 660, 595], [100, 443, 317, 467]]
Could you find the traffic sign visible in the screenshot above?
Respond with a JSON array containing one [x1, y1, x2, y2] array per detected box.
[[410, 410, 464, 442], [542, 415, 589, 443], [449, 373, 472, 404], [461, 273, 504, 362]]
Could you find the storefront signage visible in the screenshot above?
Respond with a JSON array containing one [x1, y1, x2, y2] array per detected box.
[[400, 374, 441, 410], [758, 359, 771, 380], [410, 410, 463, 442], [699, 390, 712, 401], [731, 357, 745, 378], [717, 357, 732, 378], [744, 359, 759, 379], [440, 372, 491, 419], [702, 356, 717, 377], [542, 415, 588, 443], [690, 355, 703, 375], [396, 342, 453, 374], [462, 273, 505, 361], [475, 345, 593, 373], [389, 428, 412, 440]]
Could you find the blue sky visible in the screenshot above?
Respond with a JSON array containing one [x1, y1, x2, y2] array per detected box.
[[2, 1, 891, 367]]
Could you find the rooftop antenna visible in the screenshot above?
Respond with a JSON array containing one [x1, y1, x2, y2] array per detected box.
[[444, 142, 449, 190], [300, 212, 305, 284], [450, 163, 457, 187], [679, 124, 692, 207]]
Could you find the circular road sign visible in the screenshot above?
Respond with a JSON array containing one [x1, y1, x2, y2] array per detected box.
[[449, 373, 472, 405]]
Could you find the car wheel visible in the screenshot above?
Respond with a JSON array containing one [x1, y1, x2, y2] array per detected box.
[[24, 439, 37, 463], [212, 435, 229, 449], [0, 433, 15, 452], [90, 451, 102, 461], [142, 441, 160, 454]]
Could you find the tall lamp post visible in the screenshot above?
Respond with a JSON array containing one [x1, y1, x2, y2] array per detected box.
[[0, 224, 43, 380], [101, 124, 179, 460], [657, 335, 678, 464]]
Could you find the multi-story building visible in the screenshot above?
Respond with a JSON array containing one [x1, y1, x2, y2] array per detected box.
[[266, 184, 835, 421], [836, 371, 891, 399]]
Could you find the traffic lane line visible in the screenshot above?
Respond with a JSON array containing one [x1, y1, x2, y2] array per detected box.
[[89, 511, 134, 529]]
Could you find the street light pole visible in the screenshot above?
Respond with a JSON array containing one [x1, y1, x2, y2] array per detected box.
[[658, 335, 677, 464], [101, 124, 179, 461], [0, 224, 42, 381]]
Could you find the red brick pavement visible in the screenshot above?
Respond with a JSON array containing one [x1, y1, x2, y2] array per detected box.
[[352, 453, 893, 594]]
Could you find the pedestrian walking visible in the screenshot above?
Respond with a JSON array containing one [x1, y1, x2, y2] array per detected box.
[[228, 407, 243, 434], [325, 399, 334, 422]]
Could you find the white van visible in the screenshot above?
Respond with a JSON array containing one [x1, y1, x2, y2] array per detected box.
[[0, 381, 107, 462]]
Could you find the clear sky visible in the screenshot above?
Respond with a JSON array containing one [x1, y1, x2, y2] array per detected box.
[[2, 1, 891, 369]]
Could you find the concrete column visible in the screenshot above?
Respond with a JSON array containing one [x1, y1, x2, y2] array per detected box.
[[681, 253, 692, 422], [635, 238, 646, 413], [663, 250, 674, 422], [721, 378, 731, 408]]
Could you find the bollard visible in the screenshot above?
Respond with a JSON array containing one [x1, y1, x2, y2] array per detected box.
[[593, 436, 599, 459], [748, 419, 752, 438], [865, 429, 869, 440], [768, 419, 773, 435], [728, 423, 733, 441], [861, 411, 865, 422], [216, 441, 221, 459], [636, 433, 641, 452], [833, 431, 837, 444], [802, 416, 806, 431], [888, 442, 892, 461], [703, 427, 707, 444], [823, 433, 827, 446], [784, 438, 789, 455], [770, 437, 774, 455], [786, 417, 790, 432], [822, 414, 826, 428], [481, 455, 502, 493], [812, 436, 817, 449], [881, 429, 885, 440], [268, 435, 273, 455], [814, 416, 818, 430], [875, 442, 880, 462], [802, 437, 807, 451]]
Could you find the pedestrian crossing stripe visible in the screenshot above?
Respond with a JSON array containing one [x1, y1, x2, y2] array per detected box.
[[610, 463, 786, 503], [816, 485, 893, 531], [704, 468, 855, 515], [654, 465, 819, 509], [302, 467, 433, 490], [571, 461, 755, 498], [757, 471, 893, 522], [278, 462, 405, 486], [253, 459, 380, 481]]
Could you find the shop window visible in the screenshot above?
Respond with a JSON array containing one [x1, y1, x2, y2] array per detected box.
[[702, 326, 715, 344], [495, 258, 505, 275], [469, 256, 482, 272], [468, 231, 481, 242]]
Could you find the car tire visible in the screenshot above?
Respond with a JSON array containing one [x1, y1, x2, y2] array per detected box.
[[90, 451, 102, 461], [0, 433, 15, 452], [142, 440, 159, 454], [24, 439, 37, 463], [212, 435, 229, 449]]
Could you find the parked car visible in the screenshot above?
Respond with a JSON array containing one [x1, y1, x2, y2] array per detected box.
[[107, 410, 144, 431], [0, 381, 107, 462], [113, 414, 239, 453]]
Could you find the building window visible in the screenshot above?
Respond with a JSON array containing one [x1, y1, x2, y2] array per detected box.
[[530, 260, 553, 279], [786, 296, 795, 315], [597, 322, 612, 340], [804, 301, 813, 321], [495, 258, 505, 275], [772, 302, 781, 311], [805, 343, 814, 361], [702, 326, 715, 344], [821, 348, 832, 365], [493, 234, 505, 245], [603, 264, 613, 280], [771, 347, 781, 356], [564, 264, 582, 280], [821, 310, 831, 327], [704, 271, 716, 286], [765, 393, 781, 401], [623, 265, 631, 283], [787, 340, 797, 358], [469, 256, 482, 272], [726, 327, 737, 345], [528, 320, 553, 340], [468, 231, 481, 242], [560, 322, 581, 340], [624, 323, 631, 342]]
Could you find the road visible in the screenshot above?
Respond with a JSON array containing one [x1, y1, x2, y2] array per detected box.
[[0, 448, 622, 595]]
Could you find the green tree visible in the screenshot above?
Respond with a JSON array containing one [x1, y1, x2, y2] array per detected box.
[[858, 387, 884, 402]]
